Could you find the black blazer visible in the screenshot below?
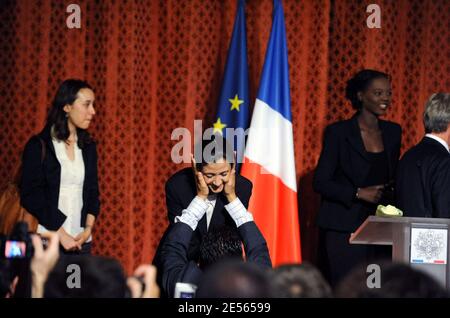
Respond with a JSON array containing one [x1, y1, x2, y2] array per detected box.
[[314, 115, 402, 232], [159, 221, 272, 298], [396, 137, 450, 218], [19, 125, 100, 231], [165, 167, 252, 257]]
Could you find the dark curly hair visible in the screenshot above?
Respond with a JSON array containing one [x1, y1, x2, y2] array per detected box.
[[44, 255, 128, 298], [46, 79, 94, 148], [199, 225, 242, 270], [345, 69, 391, 110], [194, 133, 235, 171], [196, 260, 272, 298], [270, 263, 333, 298]]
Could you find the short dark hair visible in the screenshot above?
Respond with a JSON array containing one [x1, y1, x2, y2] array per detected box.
[[335, 262, 449, 298], [46, 79, 94, 148], [195, 134, 235, 171], [270, 263, 333, 298], [345, 69, 391, 110], [44, 255, 128, 298], [196, 260, 271, 298], [199, 225, 243, 270]]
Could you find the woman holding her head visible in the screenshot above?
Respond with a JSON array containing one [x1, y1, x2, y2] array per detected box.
[[20, 79, 100, 254], [314, 69, 402, 286]]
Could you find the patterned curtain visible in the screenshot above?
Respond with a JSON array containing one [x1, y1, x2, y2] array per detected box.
[[0, 0, 448, 273]]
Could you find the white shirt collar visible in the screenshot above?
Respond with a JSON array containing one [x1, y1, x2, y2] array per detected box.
[[425, 134, 450, 153]]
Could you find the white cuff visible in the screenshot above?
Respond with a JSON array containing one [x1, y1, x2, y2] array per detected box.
[[224, 198, 253, 227], [175, 196, 209, 231]]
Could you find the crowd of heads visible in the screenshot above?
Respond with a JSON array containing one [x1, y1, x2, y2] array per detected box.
[[2, 224, 448, 298]]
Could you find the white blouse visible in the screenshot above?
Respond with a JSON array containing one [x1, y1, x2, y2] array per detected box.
[[37, 137, 91, 243]]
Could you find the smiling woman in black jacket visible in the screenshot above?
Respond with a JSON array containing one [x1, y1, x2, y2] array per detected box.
[[20, 79, 100, 254], [314, 70, 402, 286]]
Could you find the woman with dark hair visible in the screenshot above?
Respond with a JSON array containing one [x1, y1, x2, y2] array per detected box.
[[313, 69, 402, 286], [20, 79, 100, 254]]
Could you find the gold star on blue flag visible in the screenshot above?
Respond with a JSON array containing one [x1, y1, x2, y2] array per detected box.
[[229, 94, 244, 111], [213, 117, 227, 134]]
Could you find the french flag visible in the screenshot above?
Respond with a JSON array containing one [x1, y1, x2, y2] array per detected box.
[[241, 0, 301, 265]]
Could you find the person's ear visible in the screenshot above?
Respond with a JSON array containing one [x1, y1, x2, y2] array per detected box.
[[446, 124, 450, 145], [63, 104, 72, 114]]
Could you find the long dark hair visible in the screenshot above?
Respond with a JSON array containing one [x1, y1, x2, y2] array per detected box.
[[46, 79, 94, 148], [345, 69, 391, 110]]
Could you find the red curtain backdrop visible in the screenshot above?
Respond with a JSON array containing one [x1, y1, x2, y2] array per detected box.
[[0, 0, 449, 273]]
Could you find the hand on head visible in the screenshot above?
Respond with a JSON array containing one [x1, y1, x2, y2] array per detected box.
[[191, 154, 209, 200], [223, 151, 237, 202]]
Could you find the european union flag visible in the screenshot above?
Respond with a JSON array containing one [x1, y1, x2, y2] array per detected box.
[[212, 0, 249, 169]]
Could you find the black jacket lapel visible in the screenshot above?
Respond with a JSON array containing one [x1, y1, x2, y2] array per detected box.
[[379, 120, 394, 179], [346, 116, 370, 162]]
